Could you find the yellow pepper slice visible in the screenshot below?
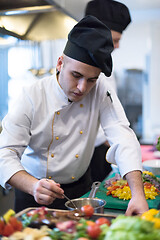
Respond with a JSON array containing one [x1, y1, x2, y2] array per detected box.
[[3, 209, 15, 223]]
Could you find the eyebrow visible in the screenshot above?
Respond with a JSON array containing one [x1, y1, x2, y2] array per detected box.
[[72, 71, 99, 80]]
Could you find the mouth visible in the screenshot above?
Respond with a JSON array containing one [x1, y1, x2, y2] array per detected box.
[[73, 92, 83, 97]]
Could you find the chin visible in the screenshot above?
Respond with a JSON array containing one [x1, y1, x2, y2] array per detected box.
[[68, 95, 81, 102], [70, 98, 80, 103]]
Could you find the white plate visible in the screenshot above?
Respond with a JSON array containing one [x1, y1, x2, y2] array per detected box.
[[142, 159, 160, 175], [153, 151, 160, 158]]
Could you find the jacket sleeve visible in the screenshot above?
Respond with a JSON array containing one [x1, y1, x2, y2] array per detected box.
[[99, 83, 142, 178], [0, 88, 33, 188]]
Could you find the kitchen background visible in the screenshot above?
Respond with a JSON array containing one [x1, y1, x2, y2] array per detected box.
[[0, 0, 160, 214]]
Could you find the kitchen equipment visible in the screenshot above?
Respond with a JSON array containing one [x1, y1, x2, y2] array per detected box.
[[63, 193, 78, 209], [65, 198, 106, 213], [88, 181, 101, 197], [142, 159, 160, 176], [65, 181, 106, 213]]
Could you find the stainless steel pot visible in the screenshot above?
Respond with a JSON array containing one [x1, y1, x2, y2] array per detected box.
[[65, 181, 106, 213]]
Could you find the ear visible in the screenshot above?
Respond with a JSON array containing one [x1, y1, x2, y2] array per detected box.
[[56, 56, 63, 72]]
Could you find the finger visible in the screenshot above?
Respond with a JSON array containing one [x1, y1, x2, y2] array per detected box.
[[37, 188, 64, 205], [125, 207, 132, 216], [45, 179, 64, 195], [37, 184, 63, 199], [39, 179, 64, 197], [125, 208, 139, 216], [34, 185, 56, 205], [38, 185, 59, 199], [45, 178, 60, 186], [36, 194, 55, 205]]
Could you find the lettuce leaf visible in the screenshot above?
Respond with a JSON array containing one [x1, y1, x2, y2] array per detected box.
[[104, 215, 160, 240]]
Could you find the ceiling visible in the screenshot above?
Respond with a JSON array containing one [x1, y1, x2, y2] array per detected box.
[[0, 0, 160, 41], [0, 0, 78, 41]]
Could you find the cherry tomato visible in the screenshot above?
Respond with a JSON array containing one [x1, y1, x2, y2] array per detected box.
[[87, 224, 101, 238], [15, 221, 23, 231], [81, 205, 94, 217], [95, 217, 111, 226], [0, 219, 5, 235], [2, 223, 14, 237], [9, 216, 23, 231]]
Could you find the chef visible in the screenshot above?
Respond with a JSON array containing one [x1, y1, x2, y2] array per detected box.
[[85, 0, 132, 182], [0, 15, 148, 215]]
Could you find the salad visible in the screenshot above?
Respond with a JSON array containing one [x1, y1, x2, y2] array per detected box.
[[1, 207, 160, 239], [104, 214, 160, 240], [104, 171, 160, 200]]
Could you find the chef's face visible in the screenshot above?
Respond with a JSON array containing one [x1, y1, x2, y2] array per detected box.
[[56, 55, 101, 102], [111, 30, 122, 49]]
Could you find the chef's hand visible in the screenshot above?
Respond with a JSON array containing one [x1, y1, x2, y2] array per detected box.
[[33, 178, 64, 205], [125, 194, 149, 216], [124, 170, 149, 216]]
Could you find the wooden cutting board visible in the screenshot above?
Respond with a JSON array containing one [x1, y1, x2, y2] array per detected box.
[[82, 173, 160, 210]]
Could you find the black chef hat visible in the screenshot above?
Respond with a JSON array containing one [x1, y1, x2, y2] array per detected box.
[[63, 15, 113, 77], [85, 0, 131, 33]]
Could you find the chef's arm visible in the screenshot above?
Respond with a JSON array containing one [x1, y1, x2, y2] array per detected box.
[[125, 170, 149, 216], [8, 170, 64, 205]]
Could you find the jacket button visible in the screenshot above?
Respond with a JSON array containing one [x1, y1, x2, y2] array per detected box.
[[57, 111, 60, 115], [80, 130, 83, 134], [80, 104, 83, 108], [51, 153, 54, 158], [75, 154, 79, 158], [56, 136, 59, 140], [48, 176, 52, 179], [71, 176, 75, 180]]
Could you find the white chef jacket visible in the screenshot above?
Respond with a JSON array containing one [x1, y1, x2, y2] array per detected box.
[[0, 71, 142, 189], [94, 73, 117, 147], [95, 73, 117, 147]]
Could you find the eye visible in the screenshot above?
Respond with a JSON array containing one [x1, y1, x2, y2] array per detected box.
[[113, 39, 119, 45], [72, 72, 81, 79], [88, 78, 97, 83]]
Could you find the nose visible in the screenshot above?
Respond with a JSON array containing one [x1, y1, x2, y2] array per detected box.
[[77, 78, 87, 93], [114, 43, 119, 49]]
